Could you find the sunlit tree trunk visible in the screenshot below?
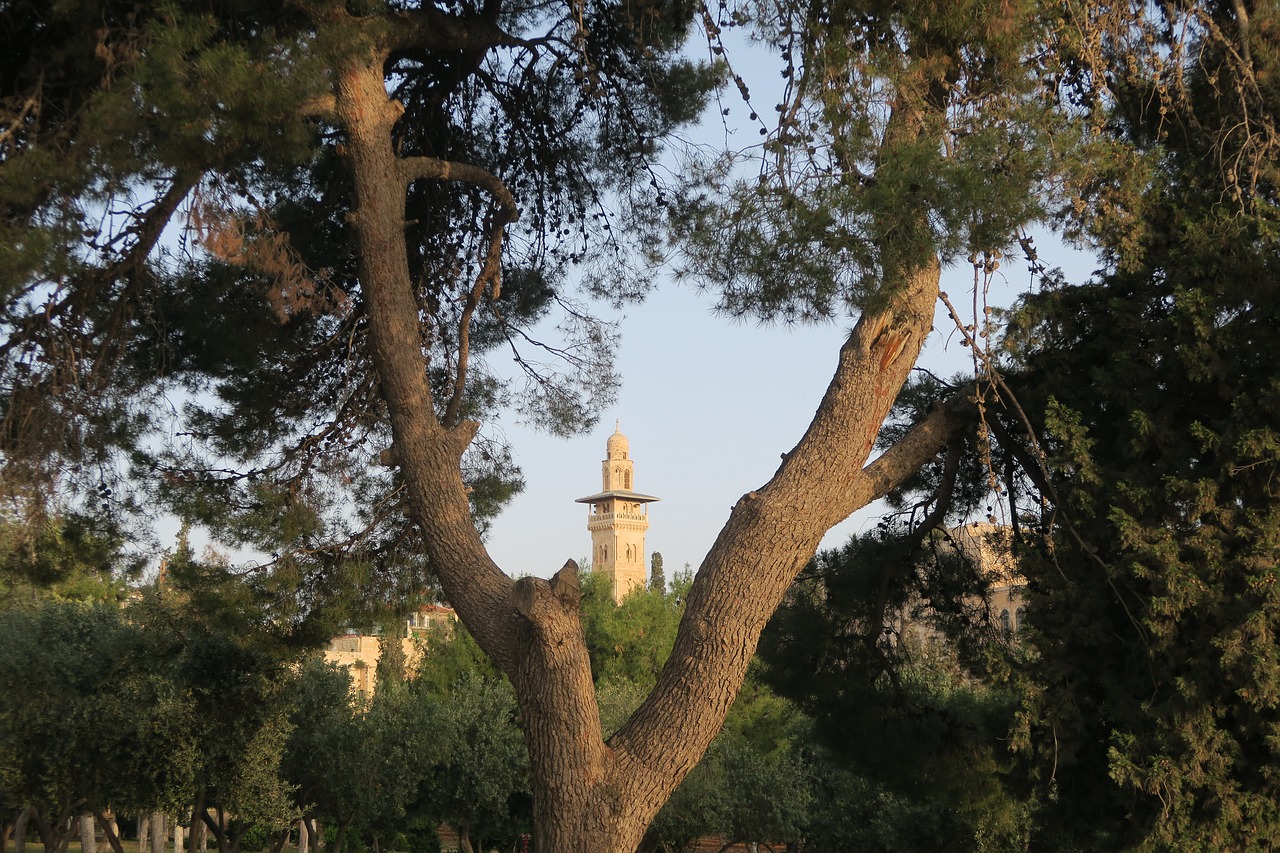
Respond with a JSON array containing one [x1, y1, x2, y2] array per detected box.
[[149, 814, 165, 853]]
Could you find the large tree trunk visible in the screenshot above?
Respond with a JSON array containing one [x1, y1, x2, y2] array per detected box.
[[324, 9, 966, 851]]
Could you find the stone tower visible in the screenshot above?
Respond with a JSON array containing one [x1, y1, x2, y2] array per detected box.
[[575, 422, 659, 603]]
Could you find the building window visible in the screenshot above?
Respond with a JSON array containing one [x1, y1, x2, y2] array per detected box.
[[1000, 609, 1012, 633]]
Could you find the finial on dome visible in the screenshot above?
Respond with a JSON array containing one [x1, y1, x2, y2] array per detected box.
[[606, 420, 629, 459], [615, 418, 620, 432]]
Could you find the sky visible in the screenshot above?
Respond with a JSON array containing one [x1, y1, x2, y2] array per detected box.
[[168, 32, 1096, 584], [480, 235, 1095, 581], [475, 35, 1102, 583]]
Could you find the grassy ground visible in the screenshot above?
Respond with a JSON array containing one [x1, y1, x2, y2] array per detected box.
[[7, 843, 145, 853]]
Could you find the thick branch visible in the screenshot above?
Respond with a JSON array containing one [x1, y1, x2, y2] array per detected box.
[[399, 156, 519, 218], [332, 48, 519, 670], [609, 256, 950, 817], [857, 390, 977, 501]]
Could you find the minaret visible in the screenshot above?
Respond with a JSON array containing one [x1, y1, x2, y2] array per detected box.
[[575, 421, 660, 603]]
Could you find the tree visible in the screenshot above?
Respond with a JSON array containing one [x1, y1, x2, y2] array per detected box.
[[990, 3, 1280, 845], [649, 552, 665, 592], [285, 660, 440, 853], [5, 0, 1262, 848], [0, 514, 141, 606], [757, 534, 1032, 851], [417, 674, 530, 853], [0, 602, 144, 853]]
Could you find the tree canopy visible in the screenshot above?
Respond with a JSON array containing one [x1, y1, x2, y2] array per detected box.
[[3, 0, 1277, 847]]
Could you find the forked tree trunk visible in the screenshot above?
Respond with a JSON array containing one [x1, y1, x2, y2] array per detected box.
[[323, 8, 966, 851], [300, 819, 317, 853], [91, 809, 124, 853]]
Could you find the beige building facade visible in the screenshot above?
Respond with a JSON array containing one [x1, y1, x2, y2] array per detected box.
[[323, 603, 456, 697], [576, 423, 659, 603], [891, 522, 1026, 650]]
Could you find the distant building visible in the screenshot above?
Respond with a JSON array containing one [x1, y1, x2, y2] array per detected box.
[[892, 522, 1026, 649], [951, 522, 1025, 634], [576, 422, 660, 603], [323, 603, 456, 697]]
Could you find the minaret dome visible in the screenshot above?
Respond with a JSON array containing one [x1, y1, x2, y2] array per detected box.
[[606, 420, 629, 460]]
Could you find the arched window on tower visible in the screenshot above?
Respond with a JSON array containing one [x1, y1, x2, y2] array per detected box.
[[1000, 609, 1012, 634]]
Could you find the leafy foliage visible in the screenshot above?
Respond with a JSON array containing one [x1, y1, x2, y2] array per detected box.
[[0, 0, 714, 628], [756, 536, 1032, 851], [666, 0, 1056, 323], [988, 2, 1280, 846]]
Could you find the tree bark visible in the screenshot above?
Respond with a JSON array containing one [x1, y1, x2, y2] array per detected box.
[[79, 815, 96, 853], [13, 807, 30, 853], [300, 819, 317, 853], [91, 809, 124, 853], [321, 8, 966, 851], [149, 813, 165, 853]]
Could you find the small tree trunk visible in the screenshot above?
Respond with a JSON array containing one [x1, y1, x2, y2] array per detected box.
[[27, 808, 57, 853], [13, 807, 30, 853], [199, 811, 223, 853], [297, 820, 308, 853], [79, 815, 97, 853], [329, 820, 350, 853], [150, 814, 166, 853], [301, 820, 318, 853], [139, 816, 149, 853]]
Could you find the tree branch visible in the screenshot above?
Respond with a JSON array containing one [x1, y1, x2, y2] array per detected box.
[[857, 391, 977, 503], [398, 156, 519, 219], [445, 201, 516, 427]]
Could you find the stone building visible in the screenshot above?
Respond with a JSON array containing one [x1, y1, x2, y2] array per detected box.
[[891, 522, 1026, 649], [576, 422, 660, 603], [323, 603, 456, 697]]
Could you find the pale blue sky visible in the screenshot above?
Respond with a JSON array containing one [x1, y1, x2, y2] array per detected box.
[[481, 233, 1093, 580], [478, 34, 1101, 581]]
